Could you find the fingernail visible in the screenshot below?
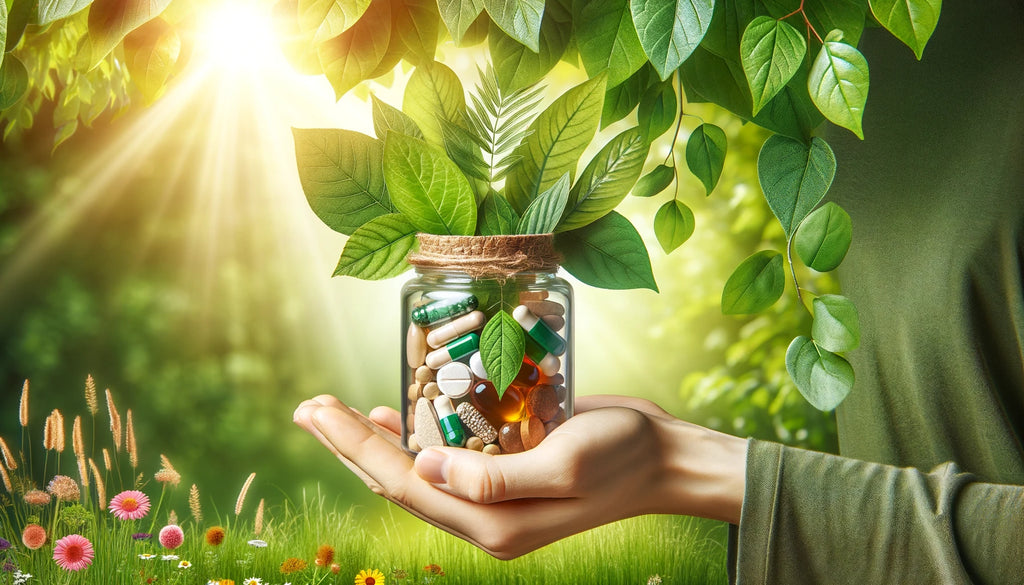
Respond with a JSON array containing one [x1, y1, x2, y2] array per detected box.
[[415, 448, 449, 484]]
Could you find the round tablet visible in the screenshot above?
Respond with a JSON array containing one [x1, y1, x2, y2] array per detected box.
[[436, 362, 474, 399]]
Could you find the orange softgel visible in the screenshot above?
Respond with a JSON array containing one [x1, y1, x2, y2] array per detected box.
[[470, 381, 526, 428]]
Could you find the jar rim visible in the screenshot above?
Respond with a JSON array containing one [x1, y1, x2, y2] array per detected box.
[[408, 234, 561, 279]]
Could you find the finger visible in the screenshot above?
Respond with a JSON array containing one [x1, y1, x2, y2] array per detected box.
[[575, 394, 673, 419], [368, 406, 402, 436], [305, 395, 405, 450], [310, 405, 416, 491], [293, 403, 384, 493]]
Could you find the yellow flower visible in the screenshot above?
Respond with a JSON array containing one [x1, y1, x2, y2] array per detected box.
[[280, 558, 307, 574], [355, 569, 386, 585]]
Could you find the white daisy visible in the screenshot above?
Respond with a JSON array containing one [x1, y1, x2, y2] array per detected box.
[[138, 553, 156, 560], [161, 554, 179, 561], [178, 560, 192, 569], [247, 539, 268, 548], [242, 578, 263, 585]]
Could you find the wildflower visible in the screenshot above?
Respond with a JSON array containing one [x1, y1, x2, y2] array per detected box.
[[155, 454, 180, 487], [178, 561, 192, 569], [242, 579, 262, 585], [315, 544, 335, 567], [47, 475, 80, 502], [3, 562, 16, 572], [132, 533, 153, 541], [60, 504, 92, 530], [189, 484, 202, 524], [247, 539, 267, 548], [391, 568, 408, 580], [110, 490, 151, 521], [13, 570, 32, 585], [158, 525, 184, 550], [139, 554, 156, 560], [21, 524, 47, 550], [355, 569, 386, 585], [206, 526, 226, 546], [332, 564, 341, 574], [161, 555, 179, 561], [647, 575, 663, 585], [0, 537, 10, 551], [280, 558, 307, 574], [52, 534, 95, 571], [423, 564, 445, 576], [235, 472, 256, 516], [167, 510, 178, 525]]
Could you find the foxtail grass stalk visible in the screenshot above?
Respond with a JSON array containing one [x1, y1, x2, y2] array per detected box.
[[0, 436, 16, 470], [72, 415, 84, 458], [89, 458, 106, 511], [255, 498, 265, 535], [189, 484, 202, 524], [126, 409, 138, 469], [235, 472, 256, 516]]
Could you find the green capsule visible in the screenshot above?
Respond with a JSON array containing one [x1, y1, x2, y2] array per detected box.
[[411, 294, 479, 326]]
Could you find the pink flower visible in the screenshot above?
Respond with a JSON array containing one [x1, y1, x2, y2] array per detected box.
[[53, 534, 94, 571], [159, 524, 184, 550], [109, 490, 151, 521]]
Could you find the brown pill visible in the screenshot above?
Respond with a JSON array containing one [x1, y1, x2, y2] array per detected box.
[[499, 422, 525, 454], [551, 407, 566, 424], [407, 323, 428, 368], [408, 383, 423, 402], [527, 385, 560, 421], [520, 416, 545, 450], [483, 444, 501, 455], [541, 314, 565, 331], [554, 385, 567, 403], [545, 373, 565, 386], [408, 434, 421, 452], [466, 436, 484, 451], [524, 300, 564, 317], [415, 365, 434, 384], [406, 413, 416, 433], [518, 290, 548, 302], [423, 382, 441, 400]]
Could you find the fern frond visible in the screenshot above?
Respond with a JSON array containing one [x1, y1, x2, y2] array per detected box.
[[467, 64, 545, 184]]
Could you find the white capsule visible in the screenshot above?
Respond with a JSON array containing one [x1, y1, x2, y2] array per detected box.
[[434, 394, 456, 417], [427, 311, 486, 348], [536, 354, 560, 377], [435, 362, 474, 399], [469, 351, 489, 380]]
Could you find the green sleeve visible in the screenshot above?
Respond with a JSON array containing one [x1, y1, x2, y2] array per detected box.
[[736, 439, 1024, 584]]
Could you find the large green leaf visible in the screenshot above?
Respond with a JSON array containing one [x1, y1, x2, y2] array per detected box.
[[480, 310, 526, 398], [5, 0, 33, 53], [740, 16, 806, 115], [481, 0, 544, 52], [333, 213, 418, 279], [575, 0, 647, 88], [721, 250, 785, 314], [371, 94, 423, 140], [757, 135, 836, 238], [812, 294, 860, 353], [808, 30, 869, 139], [555, 211, 658, 291], [632, 164, 675, 198], [437, 0, 484, 44], [505, 73, 607, 214], [630, 0, 715, 80], [654, 200, 694, 253], [293, 128, 393, 235], [559, 127, 648, 231], [518, 173, 571, 234], [0, 53, 28, 110], [440, 117, 490, 182], [490, 0, 570, 93], [37, 0, 93, 26], [317, 0, 391, 100], [392, 0, 439, 64], [123, 17, 181, 105], [869, 0, 941, 60], [786, 335, 854, 411], [402, 61, 466, 146], [685, 123, 727, 195], [637, 80, 677, 142], [299, 0, 372, 43], [794, 201, 851, 271], [87, 0, 173, 65], [700, 0, 760, 63], [477, 190, 520, 236], [383, 132, 477, 235]]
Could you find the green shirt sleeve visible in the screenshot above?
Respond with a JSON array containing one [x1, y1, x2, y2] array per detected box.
[[736, 439, 1024, 584]]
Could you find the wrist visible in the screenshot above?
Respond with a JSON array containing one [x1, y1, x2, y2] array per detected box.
[[653, 418, 748, 524]]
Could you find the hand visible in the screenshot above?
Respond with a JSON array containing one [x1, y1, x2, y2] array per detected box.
[[293, 394, 747, 559]]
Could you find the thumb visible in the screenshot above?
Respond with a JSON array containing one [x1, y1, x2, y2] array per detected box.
[[414, 446, 573, 503]]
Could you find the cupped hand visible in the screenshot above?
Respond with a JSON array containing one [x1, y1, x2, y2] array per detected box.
[[293, 394, 746, 559]]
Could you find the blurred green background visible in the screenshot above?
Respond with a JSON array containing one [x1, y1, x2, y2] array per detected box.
[[0, 0, 837, 520]]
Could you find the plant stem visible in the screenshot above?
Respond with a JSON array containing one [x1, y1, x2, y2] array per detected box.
[[780, 0, 823, 44], [786, 236, 810, 314]]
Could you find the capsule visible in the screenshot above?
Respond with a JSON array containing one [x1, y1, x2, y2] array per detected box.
[[427, 310, 486, 348], [513, 305, 566, 356], [411, 295, 478, 326], [469, 351, 488, 380], [524, 335, 560, 377], [433, 395, 465, 447], [425, 332, 480, 369]]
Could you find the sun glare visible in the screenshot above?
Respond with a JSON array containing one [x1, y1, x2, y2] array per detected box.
[[197, 0, 280, 71]]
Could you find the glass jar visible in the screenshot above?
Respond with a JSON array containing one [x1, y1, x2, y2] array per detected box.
[[400, 237, 573, 456]]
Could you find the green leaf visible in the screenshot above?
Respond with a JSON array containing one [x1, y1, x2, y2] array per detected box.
[[0, 2, 6, 70], [575, 0, 647, 88], [383, 132, 477, 235], [293, 128, 394, 236], [87, 0, 173, 65], [480, 310, 527, 398], [518, 173, 571, 234], [274, 0, 325, 76], [786, 336, 854, 411], [438, 0, 484, 44], [794, 201, 852, 271], [869, 0, 941, 59], [333, 213, 418, 279], [37, 0, 93, 25], [123, 17, 181, 105], [481, 0, 545, 52], [601, 65, 655, 128], [559, 127, 649, 231], [392, 0, 440, 64], [371, 94, 423, 140], [721, 250, 785, 314], [757, 135, 836, 238], [685, 123, 727, 195], [477, 190, 520, 236], [402, 61, 466, 146], [630, 0, 715, 80], [812, 294, 860, 353], [637, 80, 677, 141], [459, 10, 491, 46], [317, 0, 391, 100], [654, 200, 694, 253], [465, 64, 544, 183], [808, 30, 869, 140], [5, 0, 33, 53], [555, 211, 658, 291], [490, 0, 570, 93], [0, 54, 29, 111], [632, 164, 675, 198], [299, 0, 372, 43], [439, 118, 490, 182], [740, 16, 806, 115], [505, 73, 607, 214]]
